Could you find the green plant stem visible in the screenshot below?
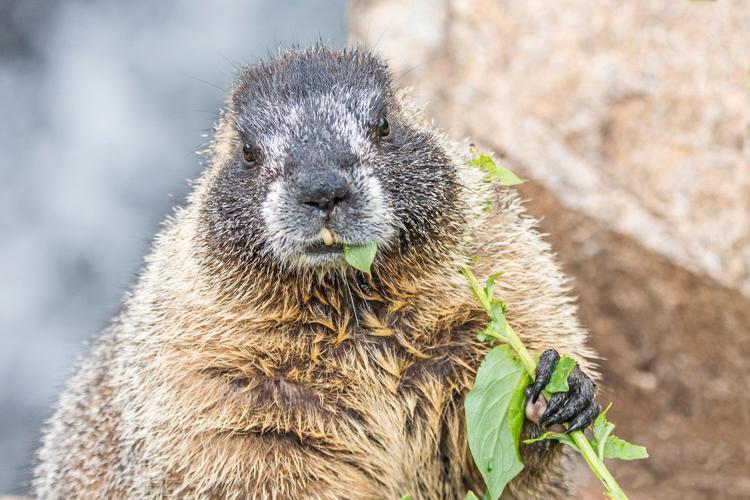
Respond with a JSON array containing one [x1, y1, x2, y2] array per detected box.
[[570, 431, 625, 500], [463, 268, 628, 500]]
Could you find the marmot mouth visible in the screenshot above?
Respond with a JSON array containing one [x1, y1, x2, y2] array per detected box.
[[304, 242, 344, 255]]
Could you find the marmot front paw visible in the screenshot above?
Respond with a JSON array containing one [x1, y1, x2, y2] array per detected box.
[[524, 349, 600, 433]]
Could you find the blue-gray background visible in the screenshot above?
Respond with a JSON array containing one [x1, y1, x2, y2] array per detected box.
[[0, 0, 346, 493]]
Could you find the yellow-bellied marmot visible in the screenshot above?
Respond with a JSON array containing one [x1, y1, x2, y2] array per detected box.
[[33, 46, 599, 499]]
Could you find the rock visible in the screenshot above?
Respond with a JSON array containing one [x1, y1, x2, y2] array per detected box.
[[349, 0, 750, 297]]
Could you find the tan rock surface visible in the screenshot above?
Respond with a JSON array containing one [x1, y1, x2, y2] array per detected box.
[[349, 0, 750, 296]]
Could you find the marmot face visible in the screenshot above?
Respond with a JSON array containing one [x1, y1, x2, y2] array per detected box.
[[200, 47, 464, 273]]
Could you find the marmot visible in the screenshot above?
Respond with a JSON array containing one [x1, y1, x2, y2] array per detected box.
[[33, 46, 599, 499]]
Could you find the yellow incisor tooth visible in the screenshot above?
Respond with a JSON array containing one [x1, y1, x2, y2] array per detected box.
[[319, 227, 335, 246]]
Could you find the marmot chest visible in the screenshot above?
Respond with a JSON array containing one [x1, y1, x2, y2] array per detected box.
[[205, 312, 470, 451]]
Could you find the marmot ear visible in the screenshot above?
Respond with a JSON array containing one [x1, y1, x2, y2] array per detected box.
[[393, 87, 416, 110], [393, 87, 431, 130], [229, 65, 263, 111]]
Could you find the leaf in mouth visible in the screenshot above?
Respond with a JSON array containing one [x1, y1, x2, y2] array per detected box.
[[343, 242, 377, 276]]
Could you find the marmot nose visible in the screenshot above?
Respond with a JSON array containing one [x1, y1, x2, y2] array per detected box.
[[300, 175, 351, 215]]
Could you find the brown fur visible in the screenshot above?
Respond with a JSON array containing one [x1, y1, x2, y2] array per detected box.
[[33, 88, 596, 499]]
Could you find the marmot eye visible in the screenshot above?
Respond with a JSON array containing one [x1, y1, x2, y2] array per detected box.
[[242, 143, 258, 165], [375, 117, 390, 139]]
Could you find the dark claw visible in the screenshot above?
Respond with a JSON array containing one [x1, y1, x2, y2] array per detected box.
[[524, 349, 560, 403], [539, 392, 567, 425], [565, 401, 600, 434], [538, 365, 598, 430]]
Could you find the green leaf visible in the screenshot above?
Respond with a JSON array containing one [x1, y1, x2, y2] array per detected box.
[[343, 243, 377, 275], [591, 403, 615, 460], [488, 301, 507, 322], [464, 492, 480, 500], [487, 166, 524, 186], [523, 431, 580, 452], [486, 318, 506, 337], [602, 435, 649, 461], [508, 370, 533, 460], [589, 404, 648, 461], [399, 495, 411, 500], [469, 153, 523, 186], [544, 356, 577, 393], [476, 324, 501, 343], [465, 345, 528, 500], [484, 272, 504, 301]]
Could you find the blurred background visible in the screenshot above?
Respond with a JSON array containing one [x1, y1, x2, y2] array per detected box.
[[1, 0, 748, 498], [0, 0, 345, 494]]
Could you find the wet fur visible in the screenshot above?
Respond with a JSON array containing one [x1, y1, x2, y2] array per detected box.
[[33, 47, 596, 499]]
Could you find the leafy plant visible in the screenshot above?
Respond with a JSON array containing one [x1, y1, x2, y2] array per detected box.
[[462, 150, 647, 500]]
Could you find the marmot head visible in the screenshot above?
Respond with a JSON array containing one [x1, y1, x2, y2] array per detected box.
[[199, 47, 466, 276]]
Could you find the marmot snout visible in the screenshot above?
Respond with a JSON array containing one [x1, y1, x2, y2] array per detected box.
[[34, 46, 597, 499]]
